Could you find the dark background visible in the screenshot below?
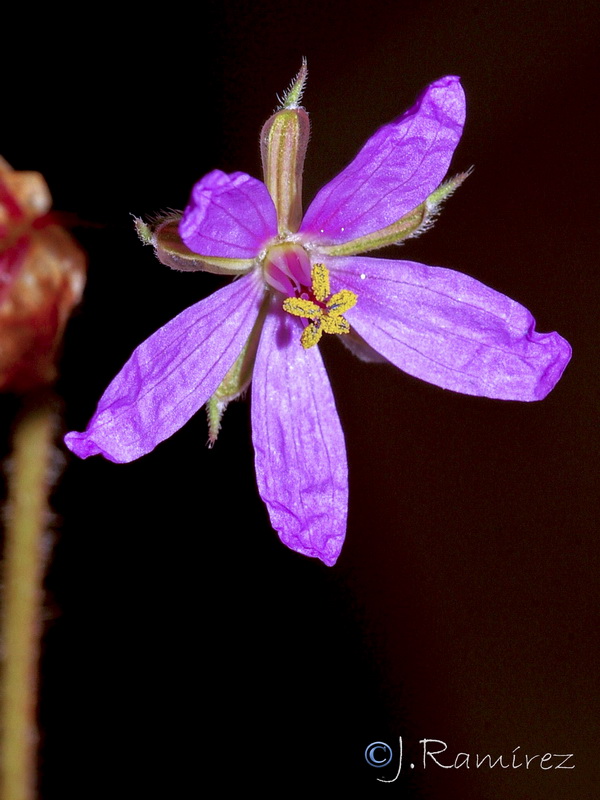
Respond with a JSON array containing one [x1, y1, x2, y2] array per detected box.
[[2, 0, 598, 797]]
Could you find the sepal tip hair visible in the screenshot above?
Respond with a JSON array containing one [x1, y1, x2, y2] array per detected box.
[[277, 57, 308, 110], [133, 216, 153, 245]]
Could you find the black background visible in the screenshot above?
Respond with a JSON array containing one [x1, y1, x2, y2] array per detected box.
[[2, 1, 598, 797]]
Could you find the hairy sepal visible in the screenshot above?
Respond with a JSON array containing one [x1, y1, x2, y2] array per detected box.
[[207, 293, 270, 444], [318, 171, 471, 257], [137, 215, 254, 275]]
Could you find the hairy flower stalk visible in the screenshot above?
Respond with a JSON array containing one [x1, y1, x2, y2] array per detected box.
[[65, 65, 571, 566]]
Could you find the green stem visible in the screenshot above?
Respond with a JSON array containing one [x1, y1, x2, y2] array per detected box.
[[1, 390, 56, 800]]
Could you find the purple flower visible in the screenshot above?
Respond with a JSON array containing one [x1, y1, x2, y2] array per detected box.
[[64, 67, 571, 566]]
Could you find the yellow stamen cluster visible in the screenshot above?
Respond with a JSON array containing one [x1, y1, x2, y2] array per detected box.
[[283, 263, 358, 349]]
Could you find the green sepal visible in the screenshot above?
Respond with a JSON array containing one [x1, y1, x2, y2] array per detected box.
[[319, 170, 472, 257], [136, 214, 254, 276], [207, 293, 270, 445], [261, 61, 310, 235]]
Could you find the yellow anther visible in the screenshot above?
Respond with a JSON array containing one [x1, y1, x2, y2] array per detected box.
[[311, 263, 330, 302], [326, 289, 357, 316], [282, 262, 358, 349], [321, 315, 350, 335], [300, 322, 324, 349], [283, 297, 321, 318]]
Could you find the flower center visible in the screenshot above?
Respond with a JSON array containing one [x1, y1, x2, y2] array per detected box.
[[263, 243, 358, 349], [262, 242, 312, 295], [283, 262, 358, 348]]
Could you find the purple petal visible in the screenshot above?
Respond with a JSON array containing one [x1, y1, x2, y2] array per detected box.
[[301, 76, 465, 245], [180, 170, 277, 258], [65, 274, 264, 463], [329, 257, 571, 401], [251, 302, 347, 566]]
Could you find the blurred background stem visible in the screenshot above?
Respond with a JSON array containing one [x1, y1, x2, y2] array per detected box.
[[1, 390, 56, 800]]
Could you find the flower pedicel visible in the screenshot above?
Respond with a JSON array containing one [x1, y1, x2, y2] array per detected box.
[[65, 63, 571, 566]]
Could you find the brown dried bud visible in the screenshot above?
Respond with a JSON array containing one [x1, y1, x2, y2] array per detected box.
[[0, 158, 86, 393]]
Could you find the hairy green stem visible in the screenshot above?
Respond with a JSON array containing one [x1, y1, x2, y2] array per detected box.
[[1, 390, 56, 800]]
